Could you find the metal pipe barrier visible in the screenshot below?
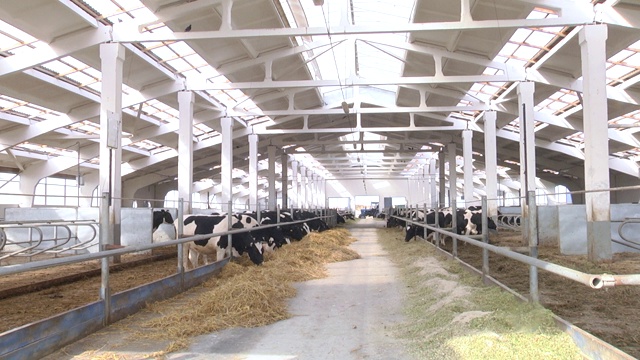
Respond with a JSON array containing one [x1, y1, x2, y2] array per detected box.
[[0, 214, 331, 278], [617, 218, 640, 247], [0, 220, 98, 263], [391, 214, 640, 290]]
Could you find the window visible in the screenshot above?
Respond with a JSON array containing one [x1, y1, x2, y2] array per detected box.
[[33, 177, 79, 207]]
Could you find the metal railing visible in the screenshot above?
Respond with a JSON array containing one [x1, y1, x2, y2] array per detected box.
[[391, 194, 640, 302], [0, 220, 98, 264]]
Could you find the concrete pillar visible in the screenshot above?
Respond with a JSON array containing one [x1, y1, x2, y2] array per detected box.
[[438, 149, 446, 207], [248, 134, 258, 211], [299, 166, 306, 209], [178, 91, 194, 214], [518, 82, 536, 197], [447, 143, 457, 208], [305, 168, 312, 209], [267, 145, 277, 210], [291, 160, 298, 208], [99, 43, 125, 247], [484, 111, 499, 218], [518, 81, 536, 242], [462, 130, 475, 207], [580, 24, 612, 261], [220, 117, 233, 212], [281, 152, 289, 209], [429, 157, 438, 209]]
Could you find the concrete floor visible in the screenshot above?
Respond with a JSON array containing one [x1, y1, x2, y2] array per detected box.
[[44, 218, 413, 360]]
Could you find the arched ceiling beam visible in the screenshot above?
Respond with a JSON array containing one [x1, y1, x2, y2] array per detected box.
[[112, 6, 594, 43]]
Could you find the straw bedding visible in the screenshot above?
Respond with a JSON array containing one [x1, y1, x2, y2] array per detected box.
[[129, 228, 360, 354]]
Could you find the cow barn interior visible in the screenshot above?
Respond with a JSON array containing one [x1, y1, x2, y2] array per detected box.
[[1, 0, 640, 359]]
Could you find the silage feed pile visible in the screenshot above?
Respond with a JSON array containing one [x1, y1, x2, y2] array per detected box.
[[376, 227, 585, 360], [135, 228, 360, 354]]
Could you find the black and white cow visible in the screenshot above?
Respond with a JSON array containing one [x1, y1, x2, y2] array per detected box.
[[152, 209, 176, 243], [244, 210, 291, 252], [404, 209, 440, 242], [460, 207, 498, 236], [153, 209, 174, 231], [291, 210, 329, 233], [176, 213, 261, 269]]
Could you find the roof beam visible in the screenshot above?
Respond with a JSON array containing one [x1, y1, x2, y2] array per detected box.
[[113, 12, 595, 43], [0, 27, 110, 78], [188, 74, 525, 91]]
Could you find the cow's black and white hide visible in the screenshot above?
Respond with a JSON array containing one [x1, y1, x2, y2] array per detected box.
[[404, 210, 439, 242], [336, 213, 346, 224], [460, 208, 498, 236], [291, 210, 329, 233], [176, 213, 261, 269], [152, 210, 176, 243], [244, 210, 293, 252], [153, 209, 174, 231]]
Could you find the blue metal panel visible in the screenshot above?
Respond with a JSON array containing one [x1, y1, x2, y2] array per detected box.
[[0, 302, 103, 360], [183, 258, 228, 289], [0, 258, 230, 360], [111, 275, 182, 322]]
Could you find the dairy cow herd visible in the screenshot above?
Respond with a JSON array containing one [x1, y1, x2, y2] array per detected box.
[[151, 209, 329, 269], [387, 206, 497, 243], [150, 206, 497, 269]]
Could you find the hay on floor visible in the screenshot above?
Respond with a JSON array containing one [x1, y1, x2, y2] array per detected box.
[[135, 227, 360, 354]]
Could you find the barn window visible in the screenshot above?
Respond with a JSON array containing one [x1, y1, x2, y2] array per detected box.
[[33, 176, 79, 207]]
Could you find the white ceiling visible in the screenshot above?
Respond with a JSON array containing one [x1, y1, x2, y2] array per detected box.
[[0, 0, 638, 201]]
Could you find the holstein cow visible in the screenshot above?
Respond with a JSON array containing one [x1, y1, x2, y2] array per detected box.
[[404, 209, 440, 242], [460, 207, 498, 236], [291, 210, 329, 234], [244, 210, 292, 252], [176, 213, 262, 269], [152, 210, 176, 243]]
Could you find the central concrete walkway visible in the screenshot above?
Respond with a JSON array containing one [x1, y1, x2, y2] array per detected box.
[[168, 219, 412, 360]]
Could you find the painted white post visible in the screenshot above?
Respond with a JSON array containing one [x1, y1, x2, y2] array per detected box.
[[178, 91, 194, 214], [580, 24, 612, 261], [268, 145, 277, 211], [518, 82, 536, 198], [248, 134, 258, 211], [299, 165, 306, 209], [99, 43, 125, 250], [448, 142, 457, 208], [220, 117, 233, 213], [291, 160, 299, 208], [281, 153, 289, 209], [484, 111, 498, 218], [429, 157, 438, 209], [518, 81, 536, 242], [438, 149, 446, 207], [462, 129, 474, 207]]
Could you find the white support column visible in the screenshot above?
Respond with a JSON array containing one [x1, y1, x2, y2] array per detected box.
[[438, 149, 446, 207], [448, 142, 457, 208], [178, 91, 194, 214], [484, 111, 499, 218], [220, 117, 233, 212], [291, 160, 298, 208], [281, 153, 289, 209], [518, 82, 536, 198], [248, 134, 259, 211], [580, 24, 612, 261], [429, 156, 438, 209], [305, 168, 312, 209], [99, 43, 125, 248], [518, 81, 536, 241], [462, 130, 475, 207], [268, 145, 277, 210], [299, 166, 306, 209]]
